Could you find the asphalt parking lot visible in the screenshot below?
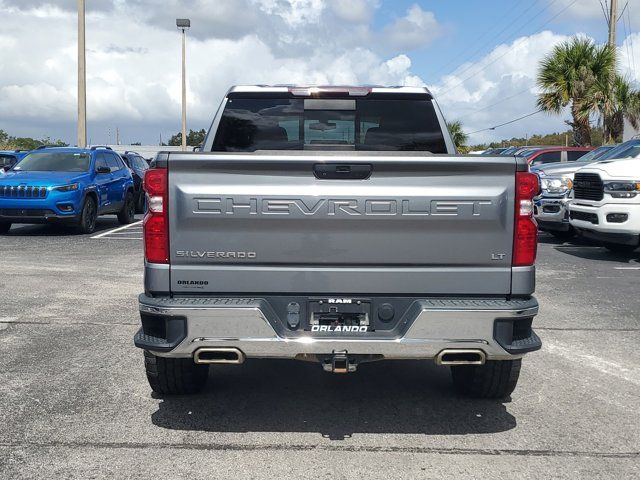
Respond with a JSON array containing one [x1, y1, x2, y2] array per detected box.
[[1, 219, 639, 479]]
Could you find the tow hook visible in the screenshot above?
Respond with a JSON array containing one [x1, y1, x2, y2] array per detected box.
[[323, 351, 357, 374]]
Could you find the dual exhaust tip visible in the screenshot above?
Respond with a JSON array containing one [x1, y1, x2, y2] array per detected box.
[[435, 349, 486, 366], [194, 347, 245, 365]]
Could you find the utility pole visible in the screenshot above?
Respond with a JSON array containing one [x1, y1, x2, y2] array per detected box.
[[77, 0, 87, 148], [176, 19, 191, 151], [608, 0, 618, 47]]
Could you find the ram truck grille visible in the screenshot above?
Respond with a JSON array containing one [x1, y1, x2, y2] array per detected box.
[[573, 173, 604, 201]]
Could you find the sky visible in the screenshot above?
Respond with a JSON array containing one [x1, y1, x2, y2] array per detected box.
[[0, 0, 638, 146]]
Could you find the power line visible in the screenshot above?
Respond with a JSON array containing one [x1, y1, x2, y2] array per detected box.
[[438, 0, 554, 88], [466, 109, 543, 136], [431, 0, 538, 81], [429, 0, 530, 79], [439, 0, 578, 96], [472, 88, 535, 113], [599, 0, 610, 22]]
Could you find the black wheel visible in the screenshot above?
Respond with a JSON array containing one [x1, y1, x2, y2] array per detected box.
[[77, 196, 97, 234], [603, 243, 638, 254], [0, 222, 11, 234], [135, 190, 145, 214], [144, 351, 209, 395], [117, 191, 136, 224], [451, 359, 521, 399], [549, 229, 575, 240]]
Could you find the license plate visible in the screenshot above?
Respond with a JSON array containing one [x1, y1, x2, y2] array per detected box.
[[307, 298, 372, 332]]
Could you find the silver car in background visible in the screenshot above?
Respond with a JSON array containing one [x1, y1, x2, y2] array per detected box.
[[533, 145, 617, 238]]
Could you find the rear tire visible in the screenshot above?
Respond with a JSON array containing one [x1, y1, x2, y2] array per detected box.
[[451, 359, 521, 399], [77, 196, 97, 234], [144, 351, 209, 395], [603, 243, 638, 254], [0, 223, 11, 234], [117, 191, 136, 224], [135, 190, 145, 214], [550, 229, 575, 240]]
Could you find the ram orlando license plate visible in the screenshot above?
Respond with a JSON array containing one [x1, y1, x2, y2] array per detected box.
[[308, 298, 372, 332]]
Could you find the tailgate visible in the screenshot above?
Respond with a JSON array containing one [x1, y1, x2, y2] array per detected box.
[[167, 153, 517, 295]]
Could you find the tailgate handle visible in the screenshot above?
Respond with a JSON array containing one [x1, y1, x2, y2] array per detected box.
[[313, 163, 372, 180]]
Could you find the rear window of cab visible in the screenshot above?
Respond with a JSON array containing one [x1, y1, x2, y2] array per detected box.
[[212, 97, 448, 153]]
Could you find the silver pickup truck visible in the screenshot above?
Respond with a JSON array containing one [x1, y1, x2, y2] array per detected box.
[[135, 85, 541, 399]]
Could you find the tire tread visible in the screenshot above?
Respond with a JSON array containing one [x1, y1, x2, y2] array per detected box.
[[144, 351, 208, 395], [451, 359, 521, 399]]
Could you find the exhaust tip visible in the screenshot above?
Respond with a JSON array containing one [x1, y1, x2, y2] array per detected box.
[[194, 347, 245, 365], [435, 349, 486, 366]]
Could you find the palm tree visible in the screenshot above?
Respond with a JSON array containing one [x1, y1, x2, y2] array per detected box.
[[447, 120, 468, 151], [536, 37, 615, 146], [596, 75, 640, 143]]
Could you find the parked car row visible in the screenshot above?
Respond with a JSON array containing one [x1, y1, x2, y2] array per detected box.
[[481, 145, 596, 166], [0, 146, 139, 234], [533, 138, 640, 252]]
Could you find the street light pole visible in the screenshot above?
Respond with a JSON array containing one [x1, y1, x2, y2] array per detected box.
[[176, 19, 191, 151], [78, 0, 87, 148], [608, 0, 618, 48]]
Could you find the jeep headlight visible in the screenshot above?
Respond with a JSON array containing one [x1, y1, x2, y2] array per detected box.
[[604, 181, 640, 198], [53, 183, 79, 192], [541, 176, 573, 194]]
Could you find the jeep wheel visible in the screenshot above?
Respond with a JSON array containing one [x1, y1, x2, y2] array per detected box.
[[77, 196, 97, 234], [0, 222, 11, 234], [117, 191, 136, 224], [450, 359, 521, 399], [144, 351, 209, 395], [550, 229, 575, 240], [603, 243, 638, 254], [135, 190, 145, 214]]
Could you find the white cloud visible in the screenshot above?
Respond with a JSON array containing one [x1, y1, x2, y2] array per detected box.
[[381, 4, 443, 51], [620, 33, 640, 83], [431, 31, 574, 144], [0, 0, 434, 144], [433, 28, 640, 144], [328, 0, 379, 24]]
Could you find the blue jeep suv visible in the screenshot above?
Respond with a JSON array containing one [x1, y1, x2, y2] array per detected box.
[[0, 146, 136, 234]]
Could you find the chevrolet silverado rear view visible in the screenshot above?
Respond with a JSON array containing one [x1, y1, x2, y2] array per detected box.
[[135, 85, 541, 399]]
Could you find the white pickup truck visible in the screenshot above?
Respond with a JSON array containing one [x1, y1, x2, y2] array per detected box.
[[569, 141, 640, 252]]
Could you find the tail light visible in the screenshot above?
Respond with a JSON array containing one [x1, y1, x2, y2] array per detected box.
[[513, 172, 540, 267], [143, 167, 168, 264]]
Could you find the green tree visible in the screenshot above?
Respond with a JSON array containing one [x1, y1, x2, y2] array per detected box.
[[446, 120, 468, 151], [536, 37, 615, 146], [168, 129, 206, 147], [0, 131, 68, 150], [595, 75, 640, 143]]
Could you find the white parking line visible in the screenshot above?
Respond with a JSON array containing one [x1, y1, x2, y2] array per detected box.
[[614, 267, 640, 270], [98, 237, 143, 240], [90, 221, 142, 239]]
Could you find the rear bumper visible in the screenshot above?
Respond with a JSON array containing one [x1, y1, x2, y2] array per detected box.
[[135, 294, 541, 361]]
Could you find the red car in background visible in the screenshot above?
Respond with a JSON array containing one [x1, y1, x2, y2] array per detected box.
[[518, 146, 594, 166]]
